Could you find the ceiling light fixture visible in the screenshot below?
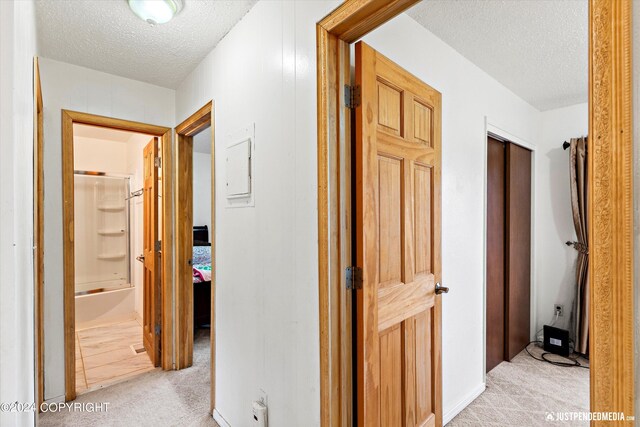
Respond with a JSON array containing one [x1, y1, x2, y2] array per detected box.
[[128, 0, 183, 25]]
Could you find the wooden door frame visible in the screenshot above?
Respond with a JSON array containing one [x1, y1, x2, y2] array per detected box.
[[60, 110, 173, 401], [316, 0, 634, 424], [33, 56, 44, 409], [484, 125, 538, 362], [483, 126, 537, 379], [173, 101, 216, 414]]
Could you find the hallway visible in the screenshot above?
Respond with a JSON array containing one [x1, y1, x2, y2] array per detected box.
[[42, 329, 214, 427]]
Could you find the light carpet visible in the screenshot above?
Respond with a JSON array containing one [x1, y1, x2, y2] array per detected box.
[[40, 328, 216, 427], [448, 345, 590, 426]]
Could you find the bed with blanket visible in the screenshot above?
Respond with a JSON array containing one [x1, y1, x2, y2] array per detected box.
[[192, 226, 211, 328]]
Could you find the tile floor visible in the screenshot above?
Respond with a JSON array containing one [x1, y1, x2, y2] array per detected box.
[[75, 319, 156, 395]]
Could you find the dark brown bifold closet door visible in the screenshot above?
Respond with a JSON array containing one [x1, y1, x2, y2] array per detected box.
[[486, 137, 505, 373], [486, 137, 531, 372], [504, 142, 531, 360]]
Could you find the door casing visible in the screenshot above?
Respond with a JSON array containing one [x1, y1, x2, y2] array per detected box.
[[316, 0, 634, 424], [484, 128, 537, 377], [33, 56, 44, 409], [60, 111, 173, 401], [174, 101, 216, 414]]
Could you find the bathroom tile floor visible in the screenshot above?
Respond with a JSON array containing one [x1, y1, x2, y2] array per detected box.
[[75, 319, 156, 395]]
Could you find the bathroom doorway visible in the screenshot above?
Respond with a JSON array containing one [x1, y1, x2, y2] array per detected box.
[[60, 111, 173, 401], [73, 124, 158, 395]]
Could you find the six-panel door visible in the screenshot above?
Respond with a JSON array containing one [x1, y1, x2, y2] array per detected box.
[[142, 138, 160, 366], [355, 41, 443, 427]]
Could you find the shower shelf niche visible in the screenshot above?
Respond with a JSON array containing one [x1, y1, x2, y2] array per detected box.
[[97, 204, 125, 212], [74, 173, 131, 294], [97, 229, 126, 236], [97, 253, 127, 260]]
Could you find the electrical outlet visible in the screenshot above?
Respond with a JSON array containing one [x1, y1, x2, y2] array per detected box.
[[554, 304, 564, 317]]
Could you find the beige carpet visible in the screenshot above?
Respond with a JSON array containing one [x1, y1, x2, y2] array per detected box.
[[448, 344, 590, 426], [40, 328, 216, 427]]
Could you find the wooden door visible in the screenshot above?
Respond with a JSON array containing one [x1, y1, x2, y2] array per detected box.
[[143, 138, 161, 366], [505, 143, 531, 360], [486, 137, 505, 373], [355, 41, 443, 427], [485, 137, 531, 370]]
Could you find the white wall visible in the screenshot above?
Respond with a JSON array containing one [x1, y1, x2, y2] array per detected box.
[[193, 152, 212, 239], [176, 1, 336, 425], [536, 103, 588, 333], [176, 2, 589, 424], [361, 14, 541, 421], [39, 57, 175, 401], [74, 136, 128, 174], [0, 1, 38, 425]]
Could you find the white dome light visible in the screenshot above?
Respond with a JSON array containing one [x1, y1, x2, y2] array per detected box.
[[128, 0, 183, 25]]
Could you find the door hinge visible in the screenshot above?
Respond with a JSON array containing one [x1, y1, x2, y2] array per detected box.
[[344, 84, 361, 109], [155, 324, 161, 336], [346, 266, 363, 290], [154, 156, 162, 168], [154, 240, 161, 252]]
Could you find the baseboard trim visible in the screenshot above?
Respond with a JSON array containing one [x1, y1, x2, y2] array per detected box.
[[443, 382, 486, 425], [43, 394, 65, 404], [213, 408, 231, 427]]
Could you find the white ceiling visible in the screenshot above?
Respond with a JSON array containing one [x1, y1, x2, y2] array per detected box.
[[406, 0, 588, 111], [74, 123, 136, 142], [36, 0, 256, 89]]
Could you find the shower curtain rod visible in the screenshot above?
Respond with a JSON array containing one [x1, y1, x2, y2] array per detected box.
[[126, 188, 143, 200], [74, 170, 132, 179]]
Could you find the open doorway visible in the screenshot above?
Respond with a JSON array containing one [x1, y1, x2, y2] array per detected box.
[[313, 0, 629, 424], [191, 126, 213, 346], [60, 111, 172, 401], [72, 124, 159, 395], [174, 101, 216, 413]]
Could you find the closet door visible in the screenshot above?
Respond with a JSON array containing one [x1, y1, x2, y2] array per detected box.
[[505, 143, 532, 360], [486, 137, 505, 373]]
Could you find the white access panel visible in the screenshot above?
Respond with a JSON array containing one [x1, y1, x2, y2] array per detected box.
[[226, 137, 251, 199]]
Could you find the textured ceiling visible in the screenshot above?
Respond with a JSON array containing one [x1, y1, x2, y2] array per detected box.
[[36, 0, 256, 89], [406, 0, 588, 111]]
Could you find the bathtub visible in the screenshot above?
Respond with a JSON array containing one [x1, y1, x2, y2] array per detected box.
[[75, 286, 137, 330]]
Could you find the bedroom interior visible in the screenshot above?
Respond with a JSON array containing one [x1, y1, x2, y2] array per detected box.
[[340, 2, 593, 424], [191, 125, 213, 361], [0, 0, 632, 425]]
